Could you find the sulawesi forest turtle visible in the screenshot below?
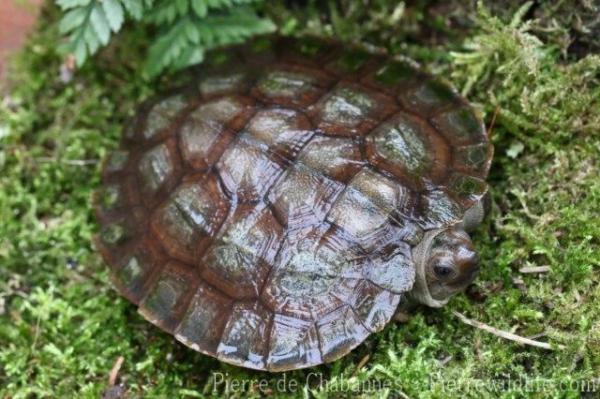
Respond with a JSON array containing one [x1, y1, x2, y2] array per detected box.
[[95, 36, 493, 372]]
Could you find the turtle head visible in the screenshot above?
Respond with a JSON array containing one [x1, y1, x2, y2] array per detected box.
[[409, 227, 479, 307]]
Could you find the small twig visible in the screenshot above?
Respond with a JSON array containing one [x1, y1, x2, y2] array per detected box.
[[30, 313, 42, 351], [35, 157, 99, 166], [62, 159, 99, 166], [486, 105, 500, 139], [452, 311, 563, 350], [397, 390, 411, 399], [519, 266, 551, 274], [527, 332, 547, 340], [352, 354, 370, 376], [438, 355, 453, 366], [108, 356, 124, 386], [512, 277, 526, 288]]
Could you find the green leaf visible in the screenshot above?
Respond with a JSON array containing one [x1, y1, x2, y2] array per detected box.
[[73, 36, 87, 65], [184, 21, 200, 44], [102, 0, 125, 32], [57, 0, 271, 74], [144, 7, 274, 77], [190, 0, 207, 18], [121, 0, 144, 20], [56, 0, 90, 10], [173, 46, 204, 70], [83, 24, 101, 55], [59, 7, 88, 34], [175, 0, 188, 15], [89, 4, 111, 45]]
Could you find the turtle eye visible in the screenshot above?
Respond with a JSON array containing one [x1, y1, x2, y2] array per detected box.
[[430, 259, 457, 281], [433, 265, 453, 278]]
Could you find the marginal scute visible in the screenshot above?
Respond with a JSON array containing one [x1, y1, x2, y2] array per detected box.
[[430, 105, 487, 146], [104, 150, 129, 174], [98, 207, 145, 249], [96, 207, 148, 280], [446, 172, 488, 208], [198, 71, 250, 97], [239, 36, 277, 65], [253, 67, 327, 107], [280, 36, 337, 67], [201, 96, 245, 121], [143, 95, 188, 140], [373, 61, 419, 87], [216, 302, 272, 370], [123, 119, 137, 140], [139, 261, 197, 332], [350, 280, 402, 332], [267, 315, 321, 371], [98, 184, 122, 211], [318, 85, 373, 126], [175, 281, 233, 354], [137, 141, 178, 198], [110, 238, 163, 304], [452, 142, 493, 178], [399, 79, 458, 115], [309, 83, 394, 136], [96, 179, 138, 218], [326, 48, 372, 74], [417, 189, 463, 229], [204, 48, 236, 67], [316, 305, 370, 363], [258, 69, 314, 97]]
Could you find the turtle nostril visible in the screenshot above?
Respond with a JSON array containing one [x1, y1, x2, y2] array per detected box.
[[457, 260, 480, 286], [457, 247, 478, 264]]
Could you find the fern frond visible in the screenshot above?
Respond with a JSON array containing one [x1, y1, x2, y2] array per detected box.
[[56, 0, 151, 65], [144, 8, 274, 77], [56, 0, 272, 76], [149, 0, 261, 24]]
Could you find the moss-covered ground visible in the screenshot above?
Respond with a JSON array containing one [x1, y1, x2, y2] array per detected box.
[[1, 1, 599, 398]]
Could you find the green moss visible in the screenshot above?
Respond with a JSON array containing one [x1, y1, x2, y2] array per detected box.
[[1, 2, 599, 398]]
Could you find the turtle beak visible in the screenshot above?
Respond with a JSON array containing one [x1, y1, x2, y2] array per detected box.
[[447, 245, 480, 289]]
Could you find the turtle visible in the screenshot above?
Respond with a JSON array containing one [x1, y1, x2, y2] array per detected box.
[[94, 35, 493, 372]]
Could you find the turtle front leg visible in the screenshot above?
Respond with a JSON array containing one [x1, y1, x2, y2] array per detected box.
[[393, 297, 418, 322], [461, 191, 491, 232]]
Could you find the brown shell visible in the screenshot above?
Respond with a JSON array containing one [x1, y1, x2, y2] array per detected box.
[[95, 36, 492, 371]]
